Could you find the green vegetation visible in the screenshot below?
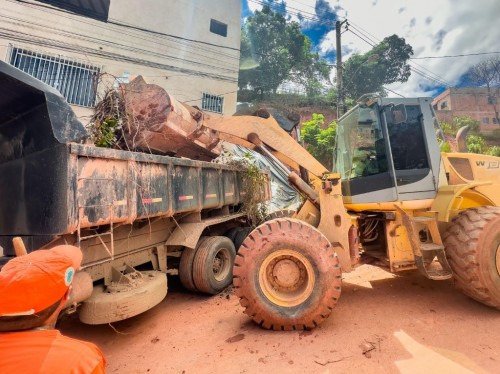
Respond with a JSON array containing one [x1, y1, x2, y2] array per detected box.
[[301, 113, 336, 169], [213, 152, 268, 227], [440, 116, 499, 156], [467, 134, 487, 154], [88, 90, 125, 148], [91, 117, 119, 147], [441, 142, 452, 153], [238, 5, 330, 101], [438, 116, 480, 138], [343, 35, 413, 100], [487, 146, 500, 157]]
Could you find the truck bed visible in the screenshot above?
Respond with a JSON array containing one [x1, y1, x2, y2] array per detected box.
[[0, 143, 248, 256]]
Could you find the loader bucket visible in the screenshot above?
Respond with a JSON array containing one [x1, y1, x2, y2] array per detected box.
[[0, 61, 88, 255], [0, 60, 88, 147]]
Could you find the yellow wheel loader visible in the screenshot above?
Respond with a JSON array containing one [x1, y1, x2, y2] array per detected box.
[[204, 94, 500, 330]]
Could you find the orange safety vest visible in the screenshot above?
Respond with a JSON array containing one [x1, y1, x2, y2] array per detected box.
[[0, 329, 106, 374]]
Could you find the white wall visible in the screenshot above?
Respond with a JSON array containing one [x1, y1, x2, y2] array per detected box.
[[0, 0, 241, 120]]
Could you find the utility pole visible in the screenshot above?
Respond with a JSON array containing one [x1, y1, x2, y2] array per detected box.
[[336, 20, 347, 119]]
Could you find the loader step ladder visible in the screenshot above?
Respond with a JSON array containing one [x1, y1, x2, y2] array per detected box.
[[411, 213, 452, 280]]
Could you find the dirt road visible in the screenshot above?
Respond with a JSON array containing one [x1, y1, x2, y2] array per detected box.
[[60, 265, 499, 374]]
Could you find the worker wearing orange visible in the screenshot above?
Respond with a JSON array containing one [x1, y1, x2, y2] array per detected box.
[[0, 245, 106, 373]]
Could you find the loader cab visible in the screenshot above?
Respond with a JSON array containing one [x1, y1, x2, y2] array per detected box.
[[334, 96, 441, 205]]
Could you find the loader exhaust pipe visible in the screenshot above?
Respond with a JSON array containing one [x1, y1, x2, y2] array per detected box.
[[456, 126, 470, 153]]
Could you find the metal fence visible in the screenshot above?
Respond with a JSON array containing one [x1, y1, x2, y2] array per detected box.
[[202, 92, 224, 114], [9, 47, 101, 107]]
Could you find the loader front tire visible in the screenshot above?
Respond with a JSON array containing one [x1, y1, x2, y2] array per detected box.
[[444, 206, 500, 309], [233, 218, 341, 330], [263, 209, 296, 222]]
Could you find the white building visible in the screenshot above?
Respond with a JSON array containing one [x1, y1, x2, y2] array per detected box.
[[0, 0, 241, 120]]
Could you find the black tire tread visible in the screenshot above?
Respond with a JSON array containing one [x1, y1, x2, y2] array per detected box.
[[179, 236, 209, 292], [263, 209, 296, 222], [192, 236, 236, 295]]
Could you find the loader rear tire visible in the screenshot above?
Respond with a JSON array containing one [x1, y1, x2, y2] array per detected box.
[[233, 218, 342, 330], [192, 236, 236, 295], [444, 206, 500, 309]]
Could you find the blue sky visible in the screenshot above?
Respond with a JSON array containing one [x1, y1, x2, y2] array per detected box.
[[241, 0, 500, 97]]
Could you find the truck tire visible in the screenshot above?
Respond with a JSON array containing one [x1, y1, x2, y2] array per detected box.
[[444, 206, 500, 309], [234, 227, 252, 252], [225, 227, 252, 251], [192, 236, 236, 295], [263, 209, 296, 222], [233, 218, 342, 330], [179, 236, 209, 292]]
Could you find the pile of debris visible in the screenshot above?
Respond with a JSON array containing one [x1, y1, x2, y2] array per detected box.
[[88, 76, 222, 161]]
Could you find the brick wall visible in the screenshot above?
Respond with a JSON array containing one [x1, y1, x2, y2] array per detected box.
[[432, 88, 500, 132]]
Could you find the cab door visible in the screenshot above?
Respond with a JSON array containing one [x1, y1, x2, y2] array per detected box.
[[381, 98, 438, 201]]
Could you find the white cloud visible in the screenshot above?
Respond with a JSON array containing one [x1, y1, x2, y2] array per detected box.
[[245, 0, 500, 97]]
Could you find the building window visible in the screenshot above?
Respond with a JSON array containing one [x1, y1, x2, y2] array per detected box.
[[488, 96, 497, 105], [210, 19, 228, 37], [482, 117, 489, 124], [432, 104, 438, 110], [493, 117, 499, 125], [440, 101, 447, 109], [202, 93, 224, 114], [35, 0, 110, 21], [9, 47, 100, 107]]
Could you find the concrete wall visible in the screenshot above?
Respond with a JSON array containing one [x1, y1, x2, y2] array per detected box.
[[0, 0, 241, 121], [432, 88, 500, 132]]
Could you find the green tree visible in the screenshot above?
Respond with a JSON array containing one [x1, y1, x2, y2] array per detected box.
[[301, 113, 336, 169], [343, 35, 413, 100], [238, 6, 331, 100]]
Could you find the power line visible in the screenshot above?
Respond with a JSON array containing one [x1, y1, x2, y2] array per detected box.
[[0, 13, 240, 75], [347, 23, 379, 46], [345, 28, 453, 89], [1, 3, 242, 66], [346, 28, 376, 49], [248, 0, 339, 27], [383, 87, 405, 98], [10, 0, 241, 52], [411, 51, 500, 59], [0, 28, 238, 83]]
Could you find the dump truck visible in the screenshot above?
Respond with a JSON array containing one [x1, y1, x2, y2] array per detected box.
[[0, 61, 269, 324], [202, 94, 500, 330]]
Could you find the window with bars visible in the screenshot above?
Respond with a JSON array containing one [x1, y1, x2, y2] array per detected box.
[[9, 47, 100, 107], [202, 93, 224, 114]]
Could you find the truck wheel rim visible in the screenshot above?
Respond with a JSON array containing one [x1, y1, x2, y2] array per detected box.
[[258, 249, 315, 307], [213, 248, 231, 281]]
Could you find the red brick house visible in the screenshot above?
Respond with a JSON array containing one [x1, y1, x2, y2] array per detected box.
[[432, 87, 500, 132]]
